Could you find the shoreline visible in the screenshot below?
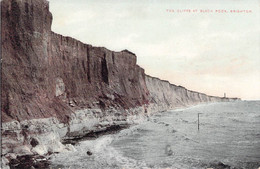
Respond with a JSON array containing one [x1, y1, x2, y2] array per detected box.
[[62, 124, 131, 145], [2, 106, 148, 169], [49, 101, 259, 169], [8, 124, 131, 169], [2, 101, 240, 169]]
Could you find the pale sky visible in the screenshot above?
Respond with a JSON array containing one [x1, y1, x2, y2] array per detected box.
[[49, 0, 260, 100]]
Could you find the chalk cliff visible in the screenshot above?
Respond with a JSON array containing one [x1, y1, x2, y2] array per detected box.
[[145, 75, 237, 113], [1, 0, 239, 168]]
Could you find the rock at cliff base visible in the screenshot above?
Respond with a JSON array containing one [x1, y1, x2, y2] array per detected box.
[[87, 151, 93, 156]]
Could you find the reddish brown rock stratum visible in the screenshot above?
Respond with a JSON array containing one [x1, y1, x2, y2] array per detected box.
[[1, 0, 151, 123]]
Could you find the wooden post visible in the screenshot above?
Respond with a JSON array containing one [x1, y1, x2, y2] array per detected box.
[[198, 113, 199, 130], [198, 113, 202, 130]]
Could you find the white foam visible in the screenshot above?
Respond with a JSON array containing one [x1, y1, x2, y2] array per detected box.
[[51, 133, 148, 169]]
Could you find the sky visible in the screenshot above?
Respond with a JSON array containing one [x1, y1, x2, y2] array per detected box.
[[48, 0, 260, 100]]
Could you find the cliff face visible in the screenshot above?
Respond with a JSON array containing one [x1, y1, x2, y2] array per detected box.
[[145, 75, 237, 113], [1, 0, 149, 123], [1, 0, 239, 166]]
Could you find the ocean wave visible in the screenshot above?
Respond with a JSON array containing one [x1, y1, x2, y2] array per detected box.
[[51, 134, 148, 169], [229, 118, 247, 123]]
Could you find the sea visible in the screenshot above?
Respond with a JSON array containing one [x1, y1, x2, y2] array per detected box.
[[50, 101, 260, 169]]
